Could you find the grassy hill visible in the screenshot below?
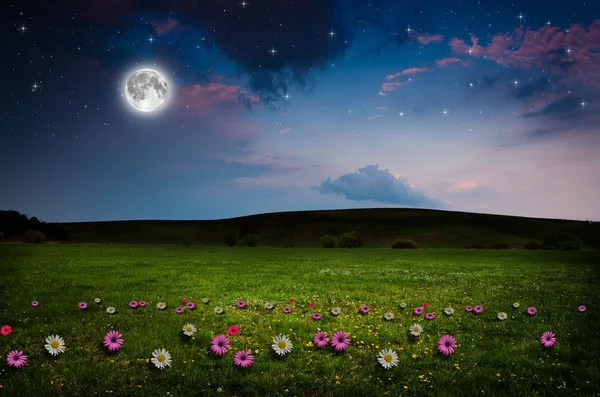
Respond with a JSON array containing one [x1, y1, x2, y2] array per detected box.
[[58, 208, 600, 249]]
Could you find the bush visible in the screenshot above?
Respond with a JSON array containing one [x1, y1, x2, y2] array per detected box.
[[465, 244, 485, 249], [490, 242, 511, 249], [223, 228, 239, 247], [524, 240, 543, 250], [543, 232, 583, 250], [320, 234, 338, 248], [24, 229, 46, 243], [391, 239, 419, 249], [336, 231, 363, 248], [243, 234, 259, 247]]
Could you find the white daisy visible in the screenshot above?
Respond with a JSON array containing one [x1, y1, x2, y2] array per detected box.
[[399, 302, 407, 308], [331, 307, 341, 316], [377, 348, 398, 369], [94, 298, 102, 304], [214, 306, 224, 314], [44, 335, 66, 356], [106, 306, 116, 314], [444, 307, 455, 315], [202, 298, 209, 304], [513, 302, 520, 308], [409, 323, 423, 337], [383, 312, 394, 321], [151, 348, 172, 370], [264, 302, 274, 310], [182, 323, 196, 336], [271, 334, 293, 356], [157, 302, 167, 310], [497, 312, 508, 321]]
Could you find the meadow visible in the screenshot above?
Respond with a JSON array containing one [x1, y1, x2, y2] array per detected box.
[[0, 243, 599, 396]]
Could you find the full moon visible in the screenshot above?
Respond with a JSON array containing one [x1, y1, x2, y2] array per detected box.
[[124, 69, 168, 112]]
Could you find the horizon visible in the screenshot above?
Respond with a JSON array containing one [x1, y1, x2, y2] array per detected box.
[[2, 0, 599, 223]]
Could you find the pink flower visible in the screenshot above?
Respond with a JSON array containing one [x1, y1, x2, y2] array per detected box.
[[182, 298, 188, 303], [527, 307, 537, 316], [473, 305, 484, 314], [233, 350, 254, 368], [413, 307, 423, 315], [186, 302, 196, 310], [422, 303, 429, 307], [237, 300, 246, 308], [174, 307, 184, 314], [31, 301, 39, 307], [227, 325, 239, 336], [578, 305, 586, 312], [311, 313, 322, 320], [309, 303, 315, 308], [289, 298, 295, 303], [129, 301, 138, 308], [437, 335, 457, 356], [104, 330, 124, 351], [360, 305, 370, 314], [330, 331, 351, 352], [425, 312, 436, 320], [313, 331, 329, 348], [1, 325, 12, 336], [282, 307, 292, 314], [465, 306, 473, 312], [6, 350, 28, 368], [139, 301, 147, 307], [210, 335, 230, 356], [78, 302, 88, 310], [540, 331, 556, 348]]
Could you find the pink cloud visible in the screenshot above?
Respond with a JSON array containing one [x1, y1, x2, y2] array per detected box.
[[435, 57, 471, 68], [379, 79, 413, 94], [367, 113, 386, 121], [179, 78, 259, 111], [416, 33, 444, 45], [150, 19, 182, 36], [386, 67, 433, 80], [280, 127, 292, 134]]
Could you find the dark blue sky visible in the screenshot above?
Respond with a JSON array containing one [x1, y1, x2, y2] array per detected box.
[[1, 0, 599, 222]]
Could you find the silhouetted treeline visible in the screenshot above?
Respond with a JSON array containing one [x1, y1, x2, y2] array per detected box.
[[0, 210, 70, 241]]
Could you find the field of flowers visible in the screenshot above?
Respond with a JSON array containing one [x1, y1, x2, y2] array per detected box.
[[0, 244, 598, 396]]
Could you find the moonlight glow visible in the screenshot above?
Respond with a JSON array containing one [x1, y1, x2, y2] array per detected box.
[[124, 69, 168, 112]]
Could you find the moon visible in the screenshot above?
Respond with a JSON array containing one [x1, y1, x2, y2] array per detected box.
[[124, 69, 168, 112]]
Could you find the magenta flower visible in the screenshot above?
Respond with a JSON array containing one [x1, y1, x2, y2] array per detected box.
[[210, 335, 230, 356], [473, 305, 484, 314], [186, 302, 196, 310], [465, 306, 473, 312], [330, 331, 351, 352], [31, 301, 39, 307], [413, 307, 423, 315], [360, 305, 370, 314], [129, 301, 138, 309], [139, 301, 147, 307], [282, 307, 292, 314], [312, 313, 323, 320], [78, 302, 88, 310], [437, 335, 458, 356], [578, 305, 586, 312], [425, 312, 436, 320], [174, 307, 185, 314], [540, 331, 556, 348], [527, 307, 537, 316], [313, 331, 329, 348], [104, 330, 124, 351], [233, 349, 255, 368], [6, 350, 28, 368], [237, 300, 246, 308]]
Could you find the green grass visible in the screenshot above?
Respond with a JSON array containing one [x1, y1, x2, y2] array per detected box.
[[1, 244, 599, 396]]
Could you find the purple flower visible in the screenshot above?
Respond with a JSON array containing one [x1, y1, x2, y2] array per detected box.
[[540, 331, 556, 348], [237, 300, 246, 308], [413, 307, 423, 315], [578, 305, 586, 312], [129, 301, 138, 309], [330, 331, 351, 352], [527, 307, 537, 316], [78, 302, 88, 310], [282, 307, 292, 314], [31, 301, 39, 307], [139, 301, 147, 307], [233, 349, 254, 368], [311, 313, 322, 320], [465, 306, 473, 312], [313, 331, 329, 348], [186, 302, 196, 310], [360, 305, 370, 314], [174, 307, 185, 314], [437, 335, 457, 356], [6, 350, 28, 368], [473, 305, 484, 314], [425, 312, 436, 320], [104, 331, 124, 351], [210, 335, 230, 356]]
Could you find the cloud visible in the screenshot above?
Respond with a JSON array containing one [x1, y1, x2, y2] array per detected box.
[[379, 79, 414, 95], [314, 165, 445, 208], [150, 18, 182, 36], [280, 127, 292, 134], [415, 33, 444, 45], [435, 57, 471, 68], [385, 67, 433, 80]]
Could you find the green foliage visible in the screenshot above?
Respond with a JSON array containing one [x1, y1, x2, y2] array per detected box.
[[319, 234, 338, 248], [524, 240, 543, 250], [223, 228, 239, 247], [336, 231, 363, 248], [243, 233, 259, 247], [391, 239, 419, 249], [490, 242, 511, 249], [465, 244, 486, 249], [24, 229, 46, 243], [543, 232, 583, 250]]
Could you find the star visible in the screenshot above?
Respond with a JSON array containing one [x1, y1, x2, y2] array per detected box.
[[239, 0, 249, 8], [469, 82, 474, 87], [517, 13, 525, 21], [405, 25, 412, 34], [580, 100, 586, 108], [18, 24, 27, 33], [328, 29, 336, 37], [546, 21, 552, 26], [284, 93, 291, 101], [30, 81, 40, 92], [148, 36, 154, 43], [565, 47, 572, 54], [442, 109, 448, 116], [513, 78, 519, 86], [269, 46, 277, 56], [399, 112, 404, 117]]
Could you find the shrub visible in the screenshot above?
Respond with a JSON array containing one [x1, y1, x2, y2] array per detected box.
[[391, 239, 419, 249], [24, 229, 46, 243], [336, 231, 363, 248], [243, 234, 259, 247], [320, 234, 338, 248], [465, 244, 485, 249], [490, 242, 511, 249], [543, 232, 583, 250], [223, 228, 239, 247], [524, 240, 543, 250]]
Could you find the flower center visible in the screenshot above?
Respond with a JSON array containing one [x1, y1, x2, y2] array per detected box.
[[157, 354, 165, 363], [112, 337, 117, 342], [186, 327, 192, 332], [278, 341, 287, 349], [384, 354, 393, 363], [51, 341, 59, 349]]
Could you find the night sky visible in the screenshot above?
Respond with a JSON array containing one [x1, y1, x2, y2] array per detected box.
[[1, 0, 599, 222]]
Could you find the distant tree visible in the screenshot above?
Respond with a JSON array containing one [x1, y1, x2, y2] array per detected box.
[[336, 231, 363, 248], [24, 229, 46, 243], [243, 234, 259, 247], [391, 239, 419, 249], [320, 234, 338, 248], [223, 228, 239, 247], [491, 242, 511, 249], [543, 232, 582, 250]]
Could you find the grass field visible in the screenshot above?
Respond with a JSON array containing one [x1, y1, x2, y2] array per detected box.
[[1, 244, 599, 396]]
